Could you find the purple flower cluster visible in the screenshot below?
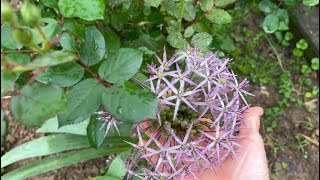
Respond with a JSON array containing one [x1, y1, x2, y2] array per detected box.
[[124, 46, 253, 180]]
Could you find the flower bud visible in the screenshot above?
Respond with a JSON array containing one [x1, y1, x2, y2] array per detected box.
[[21, 1, 41, 27], [13, 28, 33, 46], [1, 1, 16, 24]]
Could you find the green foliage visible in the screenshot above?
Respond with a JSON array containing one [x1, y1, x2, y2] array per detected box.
[[11, 83, 66, 127], [99, 48, 143, 84], [80, 26, 106, 66], [58, 0, 106, 21], [58, 79, 105, 126], [102, 87, 158, 123], [311, 58, 319, 70]]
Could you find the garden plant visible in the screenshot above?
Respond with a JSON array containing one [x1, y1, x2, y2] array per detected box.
[[0, 0, 319, 180]]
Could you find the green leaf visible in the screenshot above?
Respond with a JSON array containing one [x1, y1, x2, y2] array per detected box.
[[184, 26, 195, 38], [103, 27, 121, 53], [102, 87, 158, 123], [36, 117, 89, 136], [58, 79, 105, 126], [191, 32, 213, 50], [183, 2, 196, 21], [205, 9, 232, 24], [58, 0, 105, 21], [144, 0, 163, 7], [167, 31, 187, 49], [284, 32, 294, 41], [278, 21, 289, 31], [80, 26, 106, 66], [1, 72, 16, 99], [1, 145, 130, 180], [11, 83, 66, 127], [36, 62, 84, 87], [1, 25, 23, 50], [214, 0, 236, 7], [60, 32, 76, 52], [0, 134, 90, 168], [199, 0, 214, 11], [311, 58, 319, 70], [13, 51, 75, 72], [6, 53, 30, 65], [259, 0, 277, 14], [284, 0, 297, 6], [263, 13, 280, 33], [199, 0, 214, 12], [107, 150, 131, 178], [162, 0, 180, 18], [303, 0, 319, 6], [99, 48, 143, 84], [296, 39, 309, 50], [276, 9, 289, 25], [301, 65, 312, 74], [42, 0, 58, 9], [1, 108, 7, 146], [293, 48, 303, 57], [87, 114, 105, 149]]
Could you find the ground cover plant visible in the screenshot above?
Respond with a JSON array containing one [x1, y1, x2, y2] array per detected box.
[[1, 0, 319, 180]]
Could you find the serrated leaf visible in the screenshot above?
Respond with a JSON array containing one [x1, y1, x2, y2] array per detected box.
[[263, 13, 280, 33], [42, 0, 58, 8], [36, 62, 84, 87], [1, 145, 130, 180], [1, 134, 90, 168], [99, 48, 143, 84], [205, 9, 232, 24], [11, 83, 66, 127], [102, 87, 158, 123], [1, 25, 23, 50], [58, 0, 105, 21], [80, 26, 106, 66], [36, 117, 89, 135], [58, 79, 105, 126], [162, 0, 180, 17], [191, 32, 213, 50], [214, 0, 236, 7], [144, 0, 163, 7], [184, 26, 195, 38], [103, 27, 121, 52], [183, 2, 196, 21], [167, 32, 187, 49], [199, 0, 214, 11], [60, 32, 76, 52]]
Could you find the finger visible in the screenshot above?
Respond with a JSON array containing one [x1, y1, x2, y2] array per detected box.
[[239, 107, 264, 136]]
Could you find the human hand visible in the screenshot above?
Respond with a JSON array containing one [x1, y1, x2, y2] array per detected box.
[[183, 107, 269, 180]]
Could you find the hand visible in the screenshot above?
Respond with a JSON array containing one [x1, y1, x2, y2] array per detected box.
[[183, 107, 269, 180]]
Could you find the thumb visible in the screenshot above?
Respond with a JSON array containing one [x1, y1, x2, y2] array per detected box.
[[239, 107, 264, 136]]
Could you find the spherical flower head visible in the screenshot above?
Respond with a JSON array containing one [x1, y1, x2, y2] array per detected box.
[[125, 46, 253, 179]]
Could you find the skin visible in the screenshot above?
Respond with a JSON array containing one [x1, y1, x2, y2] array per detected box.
[[182, 107, 270, 180], [142, 107, 269, 180]]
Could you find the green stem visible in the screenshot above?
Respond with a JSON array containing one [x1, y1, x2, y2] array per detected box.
[[178, 0, 185, 32], [265, 34, 285, 71]]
